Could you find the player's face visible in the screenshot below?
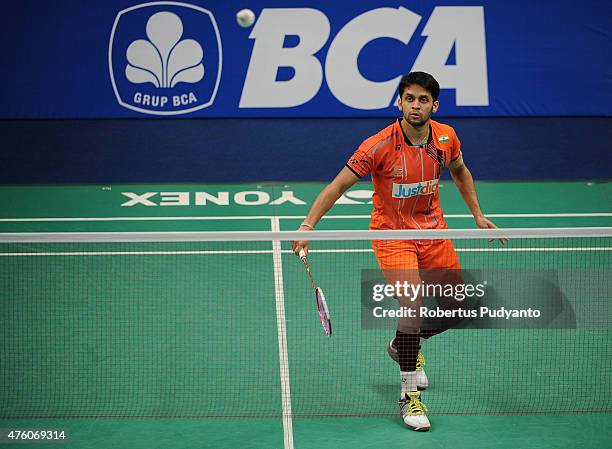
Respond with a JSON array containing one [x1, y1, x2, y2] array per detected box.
[[397, 85, 439, 128]]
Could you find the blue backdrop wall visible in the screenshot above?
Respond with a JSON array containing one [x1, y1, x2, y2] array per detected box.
[[0, 1, 610, 182], [0, 118, 608, 183]]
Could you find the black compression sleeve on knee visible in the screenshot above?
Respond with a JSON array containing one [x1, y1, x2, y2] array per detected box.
[[394, 330, 420, 372]]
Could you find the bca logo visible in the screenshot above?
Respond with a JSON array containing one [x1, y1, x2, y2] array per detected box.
[[109, 2, 221, 115]]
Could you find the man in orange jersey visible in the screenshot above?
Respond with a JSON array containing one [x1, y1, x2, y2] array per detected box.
[[292, 72, 505, 431]]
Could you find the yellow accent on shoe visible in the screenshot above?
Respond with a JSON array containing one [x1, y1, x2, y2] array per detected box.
[[403, 391, 428, 416], [416, 351, 426, 372]]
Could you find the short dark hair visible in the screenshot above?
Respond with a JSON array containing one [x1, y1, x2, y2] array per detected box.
[[398, 72, 440, 101]]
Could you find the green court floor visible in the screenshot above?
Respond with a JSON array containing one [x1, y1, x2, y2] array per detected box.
[[1, 181, 610, 449]]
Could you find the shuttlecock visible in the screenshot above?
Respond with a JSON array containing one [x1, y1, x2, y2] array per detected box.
[[236, 9, 256, 28]]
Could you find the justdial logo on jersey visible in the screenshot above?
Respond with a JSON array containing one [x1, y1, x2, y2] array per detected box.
[[392, 180, 439, 199]]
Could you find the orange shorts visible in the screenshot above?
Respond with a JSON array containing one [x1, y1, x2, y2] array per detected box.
[[372, 239, 462, 331], [372, 239, 461, 271]]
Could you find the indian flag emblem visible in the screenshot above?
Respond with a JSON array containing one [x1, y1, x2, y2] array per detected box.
[[438, 135, 449, 143]]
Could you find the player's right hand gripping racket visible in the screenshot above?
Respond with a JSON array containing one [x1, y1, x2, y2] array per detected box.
[[299, 249, 332, 336]]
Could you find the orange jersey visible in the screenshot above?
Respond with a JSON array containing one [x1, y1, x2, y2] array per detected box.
[[346, 119, 461, 230]]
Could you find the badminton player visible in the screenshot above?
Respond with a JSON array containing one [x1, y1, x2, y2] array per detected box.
[[292, 72, 504, 431]]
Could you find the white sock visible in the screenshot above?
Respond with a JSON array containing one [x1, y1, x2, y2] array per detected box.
[[401, 371, 418, 396]]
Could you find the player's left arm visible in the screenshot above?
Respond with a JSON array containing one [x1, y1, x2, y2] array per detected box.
[[449, 155, 507, 244]]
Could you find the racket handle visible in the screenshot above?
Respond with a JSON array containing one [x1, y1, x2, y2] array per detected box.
[[298, 249, 307, 262]]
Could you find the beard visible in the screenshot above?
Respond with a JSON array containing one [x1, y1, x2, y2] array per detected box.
[[405, 110, 432, 128]]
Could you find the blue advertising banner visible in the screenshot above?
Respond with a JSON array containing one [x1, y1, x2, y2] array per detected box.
[[0, 1, 610, 117]]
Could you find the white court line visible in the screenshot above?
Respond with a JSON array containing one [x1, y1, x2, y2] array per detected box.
[[276, 213, 612, 219], [2, 248, 609, 257], [0, 216, 265, 222], [443, 213, 611, 218], [293, 248, 612, 253], [0, 212, 610, 222], [0, 250, 273, 256], [270, 217, 294, 449], [456, 247, 612, 252]]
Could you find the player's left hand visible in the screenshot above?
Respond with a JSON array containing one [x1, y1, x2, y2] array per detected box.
[[474, 215, 508, 245]]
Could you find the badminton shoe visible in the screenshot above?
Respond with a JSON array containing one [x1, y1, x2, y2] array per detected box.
[[399, 391, 430, 431]]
